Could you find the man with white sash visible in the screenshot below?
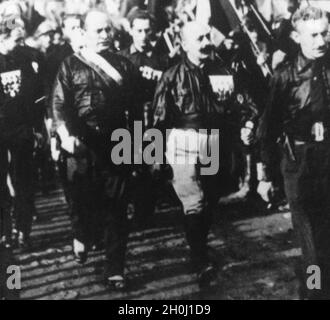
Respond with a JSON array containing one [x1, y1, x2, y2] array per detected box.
[[51, 11, 136, 290]]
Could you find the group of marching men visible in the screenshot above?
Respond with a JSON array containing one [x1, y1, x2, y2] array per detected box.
[[1, 1, 330, 299]]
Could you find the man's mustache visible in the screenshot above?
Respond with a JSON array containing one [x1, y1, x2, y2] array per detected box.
[[315, 47, 327, 54], [200, 45, 213, 54], [317, 44, 328, 51]]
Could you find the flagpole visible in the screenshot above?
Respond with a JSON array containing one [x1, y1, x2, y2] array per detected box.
[[227, 0, 273, 77]]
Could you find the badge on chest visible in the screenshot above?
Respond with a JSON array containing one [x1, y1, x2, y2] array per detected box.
[[209, 75, 234, 101], [0, 70, 22, 98]]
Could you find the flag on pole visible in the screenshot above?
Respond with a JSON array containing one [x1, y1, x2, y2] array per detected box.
[[211, 0, 242, 35]]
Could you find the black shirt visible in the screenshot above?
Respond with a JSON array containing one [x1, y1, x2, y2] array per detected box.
[[0, 48, 42, 139], [153, 56, 258, 130], [46, 42, 74, 92], [120, 44, 169, 103], [258, 51, 330, 174]]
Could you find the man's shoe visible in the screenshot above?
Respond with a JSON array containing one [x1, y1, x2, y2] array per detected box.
[[73, 239, 87, 264], [105, 275, 127, 291], [198, 264, 217, 290], [17, 232, 31, 248]]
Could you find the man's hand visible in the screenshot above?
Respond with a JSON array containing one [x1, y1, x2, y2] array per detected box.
[[241, 121, 255, 146], [257, 181, 275, 203], [50, 137, 60, 161], [57, 125, 84, 155], [61, 136, 77, 154], [257, 53, 267, 67], [272, 50, 287, 70], [61, 137, 87, 156], [241, 127, 255, 146]]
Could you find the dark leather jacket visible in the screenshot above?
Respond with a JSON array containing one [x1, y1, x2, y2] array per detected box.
[[51, 50, 136, 139], [258, 51, 330, 172]]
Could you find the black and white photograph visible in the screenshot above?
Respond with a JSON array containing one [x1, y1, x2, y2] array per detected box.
[[1, 0, 330, 302]]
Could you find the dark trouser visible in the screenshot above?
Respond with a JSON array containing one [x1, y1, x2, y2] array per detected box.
[[0, 144, 12, 240], [0, 200, 12, 241], [132, 165, 157, 225], [57, 150, 76, 215], [33, 145, 55, 192], [0, 136, 34, 238], [66, 147, 130, 277], [11, 139, 35, 237], [282, 142, 330, 300], [184, 206, 213, 271]]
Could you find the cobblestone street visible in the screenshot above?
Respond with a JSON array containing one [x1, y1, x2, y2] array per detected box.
[[5, 189, 301, 300]]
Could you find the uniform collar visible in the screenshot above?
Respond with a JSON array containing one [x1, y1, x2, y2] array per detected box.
[[297, 51, 314, 74], [297, 50, 330, 75], [129, 44, 138, 55], [184, 55, 206, 70], [130, 44, 153, 57]]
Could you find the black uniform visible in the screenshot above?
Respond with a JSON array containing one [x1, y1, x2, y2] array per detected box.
[[46, 42, 74, 99], [0, 47, 44, 242], [120, 44, 170, 225], [46, 42, 74, 201], [52, 50, 136, 277], [258, 51, 330, 299], [18, 45, 55, 195], [120, 44, 169, 103], [153, 55, 257, 273]]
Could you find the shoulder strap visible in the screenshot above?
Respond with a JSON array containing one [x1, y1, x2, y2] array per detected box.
[[74, 49, 123, 87]]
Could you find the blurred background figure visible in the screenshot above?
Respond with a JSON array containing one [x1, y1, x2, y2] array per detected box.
[[120, 9, 172, 229], [32, 20, 56, 54], [0, 16, 45, 250]]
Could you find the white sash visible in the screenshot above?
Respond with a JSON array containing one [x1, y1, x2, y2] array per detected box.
[[78, 49, 124, 86]]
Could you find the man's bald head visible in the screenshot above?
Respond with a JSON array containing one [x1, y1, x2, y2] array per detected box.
[[84, 10, 112, 53], [180, 21, 211, 43], [85, 11, 110, 31], [180, 21, 213, 66]]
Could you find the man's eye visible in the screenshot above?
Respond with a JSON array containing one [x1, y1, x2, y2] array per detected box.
[[97, 28, 110, 34]]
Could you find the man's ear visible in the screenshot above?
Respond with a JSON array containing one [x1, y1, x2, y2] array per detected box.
[[291, 30, 300, 44]]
